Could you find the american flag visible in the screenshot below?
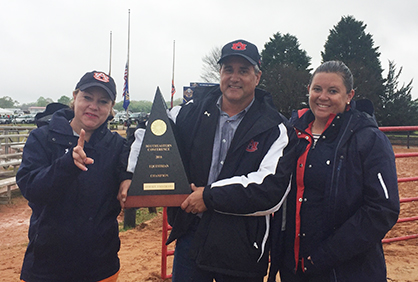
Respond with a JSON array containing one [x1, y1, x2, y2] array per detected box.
[[123, 61, 130, 110], [170, 79, 176, 108]]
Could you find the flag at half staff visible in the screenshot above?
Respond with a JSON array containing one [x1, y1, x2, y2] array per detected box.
[[171, 79, 176, 108], [123, 61, 130, 110]]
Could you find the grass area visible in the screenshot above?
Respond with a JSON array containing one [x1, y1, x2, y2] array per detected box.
[[136, 207, 162, 225], [385, 133, 418, 138], [119, 207, 163, 232]]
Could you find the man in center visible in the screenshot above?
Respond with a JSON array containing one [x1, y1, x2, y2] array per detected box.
[[169, 39, 298, 281], [126, 39, 297, 281]]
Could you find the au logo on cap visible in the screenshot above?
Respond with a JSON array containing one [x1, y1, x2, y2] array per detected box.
[[93, 72, 110, 83], [232, 42, 247, 51]]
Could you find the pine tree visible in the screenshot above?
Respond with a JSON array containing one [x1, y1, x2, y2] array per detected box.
[[380, 61, 416, 125], [260, 32, 311, 118], [322, 16, 385, 121]]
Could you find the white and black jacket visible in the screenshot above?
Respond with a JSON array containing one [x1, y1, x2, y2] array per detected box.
[[166, 86, 297, 278]]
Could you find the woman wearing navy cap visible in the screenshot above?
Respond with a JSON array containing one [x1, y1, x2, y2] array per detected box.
[[17, 71, 132, 282], [268, 61, 400, 282]]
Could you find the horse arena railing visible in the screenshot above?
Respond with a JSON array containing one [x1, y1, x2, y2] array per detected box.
[[157, 126, 418, 278], [380, 126, 418, 243]]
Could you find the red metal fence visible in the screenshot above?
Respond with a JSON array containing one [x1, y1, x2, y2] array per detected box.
[[161, 207, 174, 279], [160, 126, 418, 277], [380, 126, 418, 243]]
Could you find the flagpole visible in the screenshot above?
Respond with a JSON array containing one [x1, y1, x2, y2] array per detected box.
[[126, 9, 130, 110], [171, 40, 176, 108], [127, 9, 130, 71], [108, 31, 112, 76]]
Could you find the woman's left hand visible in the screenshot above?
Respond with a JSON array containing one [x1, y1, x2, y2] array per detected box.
[[118, 179, 132, 208]]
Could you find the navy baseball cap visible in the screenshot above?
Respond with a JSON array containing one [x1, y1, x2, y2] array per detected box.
[[218, 39, 261, 68], [75, 71, 116, 101]]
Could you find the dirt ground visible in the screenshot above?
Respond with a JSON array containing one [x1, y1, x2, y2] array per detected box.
[[0, 146, 417, 282]]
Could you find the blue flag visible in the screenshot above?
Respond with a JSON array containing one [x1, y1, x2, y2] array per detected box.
[[123, 61, 130, 110]]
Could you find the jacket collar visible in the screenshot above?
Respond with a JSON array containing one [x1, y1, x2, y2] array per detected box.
[[196, 86, 284, 154], [232, 88, 285, 152], [291, 100, 379, 146], [48, 108, 110, 146]]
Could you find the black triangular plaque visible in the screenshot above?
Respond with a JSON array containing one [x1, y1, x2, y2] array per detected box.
[[125, 87, 190, 207]]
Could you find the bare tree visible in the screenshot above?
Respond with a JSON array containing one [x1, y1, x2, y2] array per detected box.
[[200, 46, 221, 83]]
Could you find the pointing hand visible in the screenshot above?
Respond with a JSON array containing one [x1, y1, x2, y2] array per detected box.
[[73, 129, 94, 171]]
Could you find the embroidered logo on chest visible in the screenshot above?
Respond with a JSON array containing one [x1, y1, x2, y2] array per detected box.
[[246, 140, 259, 152]]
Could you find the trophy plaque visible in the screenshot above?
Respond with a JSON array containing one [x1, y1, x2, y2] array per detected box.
[[124, 87, 190, 208]]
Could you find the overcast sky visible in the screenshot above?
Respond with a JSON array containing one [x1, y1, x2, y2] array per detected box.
[[2, 0, 417, 106]]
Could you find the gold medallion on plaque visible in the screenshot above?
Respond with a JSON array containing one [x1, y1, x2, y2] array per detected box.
[[150, 119, 167, 136]]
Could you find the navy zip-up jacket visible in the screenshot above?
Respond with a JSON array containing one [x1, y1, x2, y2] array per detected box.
[[17, 108, 132, 282], [268, 100, 400, 282], [166, 86, 297, 278]]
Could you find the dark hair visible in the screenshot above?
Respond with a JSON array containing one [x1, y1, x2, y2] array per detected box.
[[309, 61, 353, 93], [219, 59, 261, 74]]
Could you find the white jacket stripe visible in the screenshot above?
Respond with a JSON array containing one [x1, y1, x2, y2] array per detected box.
[[212, 123, 291, 216]]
